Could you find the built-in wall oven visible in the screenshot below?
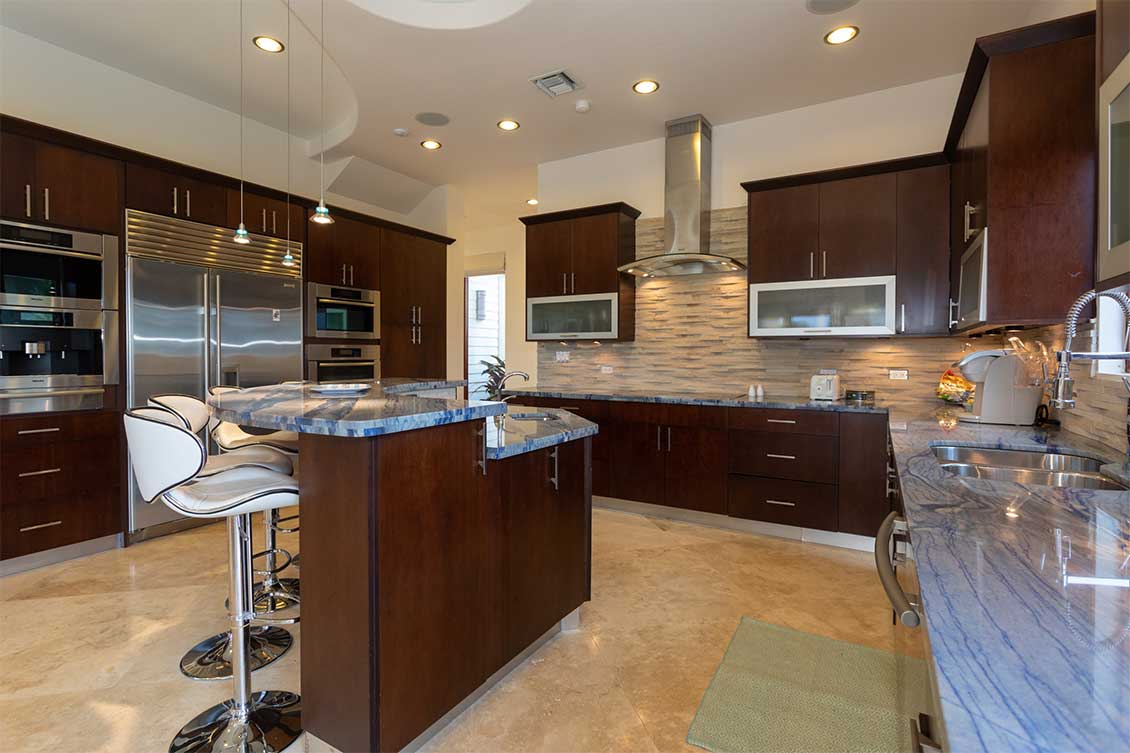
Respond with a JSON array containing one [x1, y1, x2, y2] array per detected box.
[[0, 220, 119, 414], [1, 220, 118, 310], [307, 283, 379, 340], [306, 344, 379, 383]]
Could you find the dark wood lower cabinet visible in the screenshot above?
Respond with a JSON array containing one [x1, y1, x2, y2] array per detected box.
[[727, 475, 838, 531], [610, 420, 666, 505], [299, 424, 591, 753], [0, 410, 123, 560], [664, 425, 728, 514], [837, 413, 892, 536]]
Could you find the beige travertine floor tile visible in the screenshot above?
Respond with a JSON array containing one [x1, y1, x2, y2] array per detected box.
[[0, 504, 915, 753]]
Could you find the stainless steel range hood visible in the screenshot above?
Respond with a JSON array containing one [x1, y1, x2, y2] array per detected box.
[[619, 115, 745, 278]]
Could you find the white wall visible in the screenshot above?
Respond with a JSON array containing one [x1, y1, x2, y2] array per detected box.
[[537, 73, 964, 217]]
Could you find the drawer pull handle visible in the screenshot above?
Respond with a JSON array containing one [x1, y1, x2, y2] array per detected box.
[[18, 467, 61, 478], [765, 499, 796, 507], [766, 419, 797, 425], [766, 453, 796, 460], [17, 427, 61, 435], [20, 520, 62, 533]]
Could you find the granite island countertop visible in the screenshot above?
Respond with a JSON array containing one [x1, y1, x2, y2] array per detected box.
[[378, 377, 467, 395], [503, 386, 890, 414], [486, 403, 598, 461], [890, 408, 1130, 753], [208, 380, 504, 437]]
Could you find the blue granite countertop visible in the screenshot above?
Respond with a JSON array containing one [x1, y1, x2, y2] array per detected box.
[[378, 377, 466, 394], [485, 404, 598, 461], [502, 387, 888, 414], [891, 409, 1130, 753], [208, 381, 505, 437]]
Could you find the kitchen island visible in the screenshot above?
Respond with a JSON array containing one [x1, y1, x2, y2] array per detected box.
[[209, 383, 598, 753], [890, 409, 1129, 753]]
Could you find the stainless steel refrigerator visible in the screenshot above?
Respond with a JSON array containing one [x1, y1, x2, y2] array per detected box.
[[125, 210, 303, 539]]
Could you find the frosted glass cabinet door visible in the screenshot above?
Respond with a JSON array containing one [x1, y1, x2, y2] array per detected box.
[[527, 293, 618, 340], [749, 276, 896, 336]]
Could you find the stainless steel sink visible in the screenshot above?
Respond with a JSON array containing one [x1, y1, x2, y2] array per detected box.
[[931, 445, 1124, 490], [507, 412, 555, 422], [932, 445, 1103, 473]]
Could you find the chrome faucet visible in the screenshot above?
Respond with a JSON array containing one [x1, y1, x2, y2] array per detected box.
[[1049, 290, 1130, 409], [498, 370, 531, 391]]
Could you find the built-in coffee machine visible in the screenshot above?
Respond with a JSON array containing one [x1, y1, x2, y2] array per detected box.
[[0, 220, 119, 414]]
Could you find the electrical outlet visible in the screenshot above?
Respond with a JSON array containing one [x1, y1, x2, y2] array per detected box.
[[888, 368, 909, 381], [555, 351, 570, 362], [600, 365, 614, 374]]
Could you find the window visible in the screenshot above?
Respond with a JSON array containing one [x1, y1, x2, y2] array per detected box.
[[466, 273, 506, 396]]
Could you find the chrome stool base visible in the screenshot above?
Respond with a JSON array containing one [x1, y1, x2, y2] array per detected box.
[[180, 626, 293, 680], [169, 690, 302, 753], [252, 576, 300, 613]]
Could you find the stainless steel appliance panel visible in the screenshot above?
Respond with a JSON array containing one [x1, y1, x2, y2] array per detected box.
[[127, 256, 209, 532], [307, 283, 380, 340], [0, 219, 117, 310], [306, 343, 379, 383], [216, 271, 302, 388]]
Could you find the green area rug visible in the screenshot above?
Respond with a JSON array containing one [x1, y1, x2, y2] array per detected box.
[[687, 617, 930, 753]]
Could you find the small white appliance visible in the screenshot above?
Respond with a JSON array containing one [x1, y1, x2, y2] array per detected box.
[[954, 349, 1043, 425], [809, 370, 844, 401]]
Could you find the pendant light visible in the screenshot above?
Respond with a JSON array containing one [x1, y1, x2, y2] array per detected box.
[[282, 0, 296, 267], [233, 0, 251, 244], [310, 0, 334, 225]]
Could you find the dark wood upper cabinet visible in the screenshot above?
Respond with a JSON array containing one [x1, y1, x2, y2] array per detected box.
[[524, 221, 573, 298], [125, 163, 227, 227], [747, 184, 819, 284], [227, 189, 306, 244], [818, 173, 897, 280], [945, 13, 1096, 330], [306, 214, 380, 289], [1, 134, 122, 234], [571, 212, 622, 294], [1098, 0, 1130, 85], [896, 165, 951, 335]]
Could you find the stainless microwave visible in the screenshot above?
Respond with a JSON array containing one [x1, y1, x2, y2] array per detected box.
[[527, 293, 619, 341], [307, 283, 379, 340], [955, 228, 988, 331]]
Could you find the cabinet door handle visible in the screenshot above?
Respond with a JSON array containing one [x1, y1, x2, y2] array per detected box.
[[548, 446, 560, 490], [272, 210, 277, 235], [900, 303, 906, 333], [809, 251, 814, 279], [766, 418, 796, 425], [821, 250, 827, 278], [563, 273, 568, 295], [416, 306, 422, 325], [43, 187, 49, 220], [20, 520, 62, 533], [948, 298, 959, 329], [262, 208, 267, 232], [667, 426, 671, 452], [17, 426, 60, 435], [341, 264, 347, 285], [18, 467, 62, 478], [185, 189, 191, 216], [765, 499, 796, 507], [349, 265, 354, 286], [172, 186, 178, 214], [24, 184, 31, 217], [571, 272, 576, 294], [963, 201, 977, 241], [656, 425, 662, 451], [766, 453, 796, 460]]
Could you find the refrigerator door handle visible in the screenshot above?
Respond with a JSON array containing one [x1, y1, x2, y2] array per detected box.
[[203, 272, 211, 395], [214, 273, 222, 387]]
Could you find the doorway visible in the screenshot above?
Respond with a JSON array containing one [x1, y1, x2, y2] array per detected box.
[[466, 273, 506, 398]]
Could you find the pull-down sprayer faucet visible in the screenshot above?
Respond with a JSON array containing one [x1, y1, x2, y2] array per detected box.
[[1048, 289, 1130, 410]]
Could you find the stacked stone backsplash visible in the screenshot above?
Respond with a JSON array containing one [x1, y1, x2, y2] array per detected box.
[[535, 208, 1129, 453]]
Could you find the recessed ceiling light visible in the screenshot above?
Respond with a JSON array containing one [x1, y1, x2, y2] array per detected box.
[[420, 139, 442, 150], [824, 25, 859, 45], [526, 198, 539, 206], [253, 35, 285, 53], [632, 79, 660, 95], [497, 119, 520, 131]]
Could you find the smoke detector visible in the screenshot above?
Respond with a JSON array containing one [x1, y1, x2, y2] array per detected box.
[[530, 69, 584, 98], [805, 0, 859, 14]]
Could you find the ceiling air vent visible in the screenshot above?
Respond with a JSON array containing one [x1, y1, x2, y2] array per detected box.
[[530, 69, 583, 98]]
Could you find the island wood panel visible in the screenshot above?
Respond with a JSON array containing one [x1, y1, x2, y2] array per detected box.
[[298, 433, 379, 753]]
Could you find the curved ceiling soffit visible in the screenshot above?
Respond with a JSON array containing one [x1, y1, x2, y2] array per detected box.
[[343, 0, 534, 30], [286, 0, 359, 159]]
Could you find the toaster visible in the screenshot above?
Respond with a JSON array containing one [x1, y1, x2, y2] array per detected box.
[[809, 372, 844, 401]]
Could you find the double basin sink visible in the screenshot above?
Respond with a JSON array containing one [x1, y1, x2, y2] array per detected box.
[[932, 445, 1126, 491]]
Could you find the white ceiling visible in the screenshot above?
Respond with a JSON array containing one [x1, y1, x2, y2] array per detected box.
[[0, 0, 1094, 225]]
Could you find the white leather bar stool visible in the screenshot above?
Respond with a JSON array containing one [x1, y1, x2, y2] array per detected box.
[[207, 386, 301, 618], [124, 407, 302, 753]]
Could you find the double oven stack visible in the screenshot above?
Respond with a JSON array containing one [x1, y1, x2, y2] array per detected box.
[[0, 220, 118, 414]]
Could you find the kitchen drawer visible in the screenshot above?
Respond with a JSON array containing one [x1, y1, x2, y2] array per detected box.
[[727, 475, 837, 531], [727, 407, 839, 436], [1, 485, 122, 560], [665, 403, 727, 430], [2, 438, 120, 502], [1, 410, 119, 447], [608, 400, 667, 426], [728, 431, 838, 483]]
